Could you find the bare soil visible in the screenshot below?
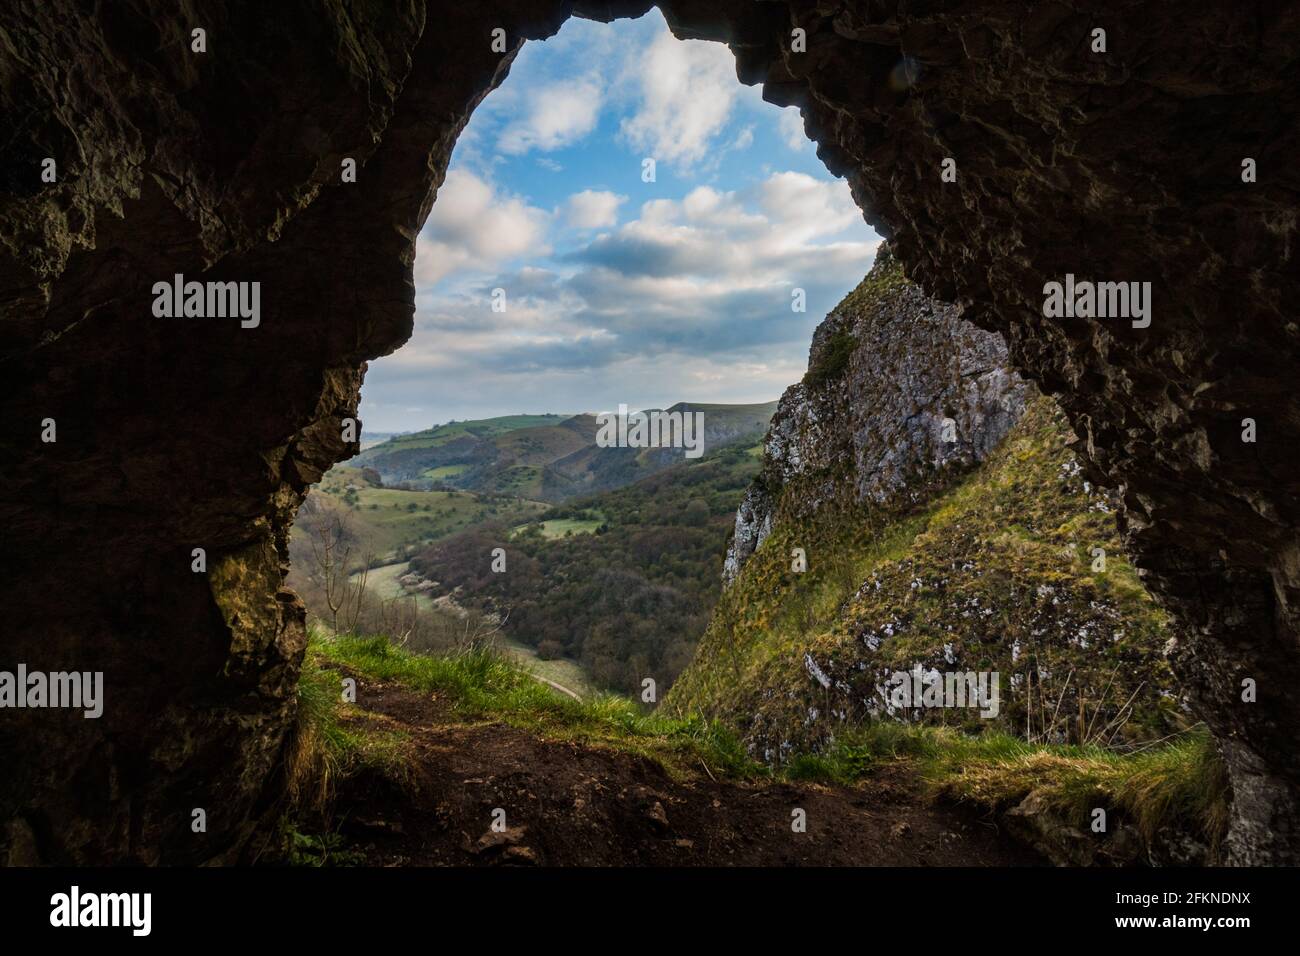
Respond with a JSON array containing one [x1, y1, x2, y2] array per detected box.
[[329, 668, 1042, 867]]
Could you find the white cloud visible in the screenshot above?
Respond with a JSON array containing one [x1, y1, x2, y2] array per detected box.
[[577, 174, 870, 287], [415, 169, 551, 287], [359, 15, 885, 430], [779, 108, 807, 151], [369, 167, 879, 428], [758, 172, 862, 243], [565, 190, 626, 230], [620, 28, 739, 168], [498, 77, 603, 154]]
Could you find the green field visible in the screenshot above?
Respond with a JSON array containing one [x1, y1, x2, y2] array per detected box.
[[421, 464, 470, 481], [480, 464, 545, 498], [511, 514, 605, 540], [303, 466, 547, 560]]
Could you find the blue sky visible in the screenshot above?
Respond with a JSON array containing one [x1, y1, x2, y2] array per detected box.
[[359, 9, 881, 433]]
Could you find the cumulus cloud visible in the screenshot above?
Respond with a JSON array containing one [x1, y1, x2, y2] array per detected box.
[[398, 171, 875, 422], [565, 190, 626, 230], [414, 169, 551, 287], [758, 171, 863, 243], [779, 108, 807, 151], [570, 176, 867, 286], [498, 76, 603, 154], [620, 29, 739, 168], [359, 15, 882, 429]]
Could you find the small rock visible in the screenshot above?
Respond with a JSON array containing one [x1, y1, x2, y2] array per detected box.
[[646, 801, 670, 833], [499, 845, 538, 866], [473, 826, 524, 855]]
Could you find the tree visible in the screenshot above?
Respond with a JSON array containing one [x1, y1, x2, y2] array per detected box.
[[306, 513, 370, 635]]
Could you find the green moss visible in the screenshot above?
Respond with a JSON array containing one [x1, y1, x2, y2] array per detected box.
[[803, 329, 859, 389]]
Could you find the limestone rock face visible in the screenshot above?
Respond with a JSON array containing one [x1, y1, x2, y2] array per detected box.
[[2, 1, 1298, 863], [724, 246, 1028, 584], [684, 253, 1178, 771]]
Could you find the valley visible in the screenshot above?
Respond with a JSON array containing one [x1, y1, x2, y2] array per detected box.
[[358, 560, 596, 700], [290, 402, 773, 699], [284, 249, 1224, 868]]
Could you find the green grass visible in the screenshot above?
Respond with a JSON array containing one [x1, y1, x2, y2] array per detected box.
[[298, 480, 547, 559], [783, 721, 1229, 852], [422, 464, 470, 480], [803, 328, 859, 388], [287, 649, 415, 814], [293, 626, 1226, 861], [308, 627, 758, 780]]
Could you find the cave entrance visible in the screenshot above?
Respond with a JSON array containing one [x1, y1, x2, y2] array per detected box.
[[9, 1, 1293, 868], [287, 7, 1202, 862], [289, 8, 880, 699]]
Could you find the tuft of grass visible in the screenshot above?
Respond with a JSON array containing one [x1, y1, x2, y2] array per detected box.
[[779, 721, 1229, 852], [924, 729, 1230, 850], [293, 626, 1226, 861], [286, 653, 353, 814], [287, 647, 414, 815], [803, 329, 859, 389], [309, 627, 762, 781]]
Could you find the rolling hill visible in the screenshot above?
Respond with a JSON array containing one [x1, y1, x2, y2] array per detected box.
[[351, 402, 778, 502]]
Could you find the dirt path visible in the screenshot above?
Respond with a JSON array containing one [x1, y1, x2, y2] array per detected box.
[[330, 668, 1042, 866]]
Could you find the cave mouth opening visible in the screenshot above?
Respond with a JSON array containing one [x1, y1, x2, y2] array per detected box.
[[285, 9, 1184, 786], [287, 7, 882, 701], [8, 0, 1295, 867]]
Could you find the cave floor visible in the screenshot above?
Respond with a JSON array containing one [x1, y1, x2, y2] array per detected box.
[[307, 666, 1043, 867]]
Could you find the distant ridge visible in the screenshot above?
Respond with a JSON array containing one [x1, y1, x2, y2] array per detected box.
[[352, 402, 778, 502]]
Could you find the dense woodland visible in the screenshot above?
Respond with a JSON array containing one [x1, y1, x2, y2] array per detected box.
[[409, 439, 763, 694]]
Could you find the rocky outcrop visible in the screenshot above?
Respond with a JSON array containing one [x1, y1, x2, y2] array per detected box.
[[1002, 789, 1211, 868], [724, 244, 1027, 583], [2, 1, 1298, 863], [673, 253, 1178, 760]]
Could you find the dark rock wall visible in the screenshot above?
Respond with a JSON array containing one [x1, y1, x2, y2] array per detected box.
[[2, 1, 1296, 863], [757, 0, 1300, 866]]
